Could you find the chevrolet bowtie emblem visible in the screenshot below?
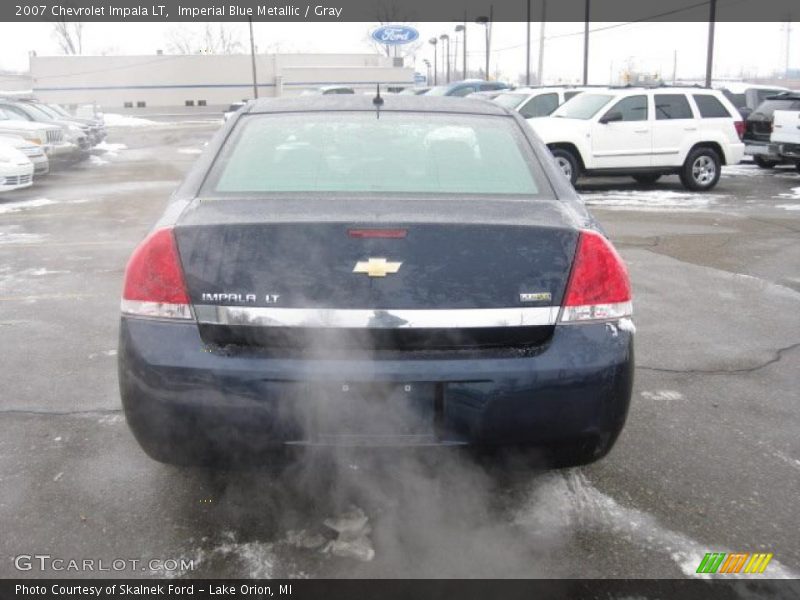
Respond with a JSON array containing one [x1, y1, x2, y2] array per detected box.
[[353, 257, 403, 277]]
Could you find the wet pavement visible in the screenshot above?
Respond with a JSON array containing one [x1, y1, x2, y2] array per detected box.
[[0, 122, 798, 583]]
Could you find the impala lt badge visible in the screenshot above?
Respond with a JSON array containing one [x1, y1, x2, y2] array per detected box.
[[353, 258, 402, 278]]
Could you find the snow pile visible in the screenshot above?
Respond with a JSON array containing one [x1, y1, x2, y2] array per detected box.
[[285, 504, 375, 562], [321, 505, 375, 562], [581, 190, 724, 212], [89, 155, 109, 166], [102, 113, 160, 127]]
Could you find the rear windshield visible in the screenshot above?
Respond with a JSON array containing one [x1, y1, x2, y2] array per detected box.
[[551, 94, 612, 119], [752, 99, 800, 118], [204, 112, 546, 196]]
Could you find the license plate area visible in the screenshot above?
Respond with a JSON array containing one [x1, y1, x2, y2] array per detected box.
[[307, 382, 436, 442]]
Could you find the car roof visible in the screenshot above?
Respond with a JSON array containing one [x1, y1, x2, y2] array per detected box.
[[715, 82, 790, 93], [247, 95, 511, 116]]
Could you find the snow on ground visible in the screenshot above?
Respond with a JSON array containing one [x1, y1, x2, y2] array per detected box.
[[721, 164, 763, 178], [777, 186, 800, 200], [581, 190, 725, 212], [89, 155, 109, 166], [94, 141, 127, 157], [0, 198, 56, 215], [102, 113, 160, 127]]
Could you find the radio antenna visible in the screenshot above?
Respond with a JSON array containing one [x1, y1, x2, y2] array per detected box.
[[373, 83, 384, 119]]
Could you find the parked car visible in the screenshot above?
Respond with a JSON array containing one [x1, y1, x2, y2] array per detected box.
[[528, 86, 744, 190], [494, 87, 586, 118], [398, 87, 430, 95], [118, 95, 633, 468], [715, 82, 790, 118], [0, 100, 88, 162], [468, 90, 509, 101], [0, 140, 34, 193], [424, 80, 511, 97], [770, 109, 800, 172], [742, 92, 800, 168], [0, 107, 74, 163], [45, 103, 107, 145], [0, 134, 49, 176], [300, 85, 355, 96]]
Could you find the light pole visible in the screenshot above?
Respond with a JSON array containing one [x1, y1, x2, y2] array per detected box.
[[248, 17, 258, 99], [475, 15, 490, 79], [705, 0, 717, 87], [526, 0, 531, 85], [455, 24, 466, 80], [428, 38, 438, 86], [440, 34, 451, 83], [582, 0, 590, 85], [423, 59, 431, 86]]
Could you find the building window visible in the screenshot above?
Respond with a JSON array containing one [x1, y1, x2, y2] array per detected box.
[[197, 100, 207, 106], [185, 100, 195, 107], [136, 101, 146, 108], [124, 102, 133, 108]]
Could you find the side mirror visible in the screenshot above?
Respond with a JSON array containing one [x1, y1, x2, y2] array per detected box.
[[599, 111, 623, 124], [738, 107, 752, 119]]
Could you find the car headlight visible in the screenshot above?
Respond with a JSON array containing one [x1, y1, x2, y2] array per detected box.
[[23, 137, 42, 145]]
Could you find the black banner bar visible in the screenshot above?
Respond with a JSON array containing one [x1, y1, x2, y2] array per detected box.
[[2, 579, 800, 600], [3, 0, 800, 23]]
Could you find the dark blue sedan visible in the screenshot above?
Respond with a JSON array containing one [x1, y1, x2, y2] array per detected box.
[[118, 95, 633, 467]]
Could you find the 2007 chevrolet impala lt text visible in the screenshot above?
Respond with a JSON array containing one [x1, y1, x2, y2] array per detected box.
[[117, 95, 634, 467]]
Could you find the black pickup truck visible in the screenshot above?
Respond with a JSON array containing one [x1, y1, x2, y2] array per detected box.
[[743, 92, 800, 168]]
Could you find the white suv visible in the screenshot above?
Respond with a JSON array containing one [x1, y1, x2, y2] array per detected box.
[[527, 87, 745, 191]]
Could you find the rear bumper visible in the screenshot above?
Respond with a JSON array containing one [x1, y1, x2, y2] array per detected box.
[[745, 141, 781, 160], [119, 317, 633, 462], [724, 142, 745, 165]]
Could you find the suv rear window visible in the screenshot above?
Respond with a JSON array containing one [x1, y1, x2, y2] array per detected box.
[[206, 112, 545, 196], [693, 94, 732, 118], [655, 94, 694, 120], [752, 99, 800, 118]]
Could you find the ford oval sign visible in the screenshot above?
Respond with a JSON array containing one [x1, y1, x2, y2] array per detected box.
[[371, 25, 420, 46]]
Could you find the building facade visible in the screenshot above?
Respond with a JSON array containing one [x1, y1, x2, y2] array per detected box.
[[30, 53, 414, 109]]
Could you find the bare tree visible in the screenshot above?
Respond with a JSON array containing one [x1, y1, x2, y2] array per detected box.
[[167, 24, 243, 55], [52, 20, 84, 55]]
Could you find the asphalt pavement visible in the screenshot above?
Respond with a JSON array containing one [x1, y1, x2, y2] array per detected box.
[[0, 123, 798, 584]]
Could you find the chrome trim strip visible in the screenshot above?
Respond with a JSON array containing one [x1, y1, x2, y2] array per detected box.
[[193, 305, 559, 329]]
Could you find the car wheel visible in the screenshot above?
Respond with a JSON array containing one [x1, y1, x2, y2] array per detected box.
[[680, 147, 721, 191], [753, 155, 778, 169], [632, 174, 661, 186], [550, 148, 580, 186]]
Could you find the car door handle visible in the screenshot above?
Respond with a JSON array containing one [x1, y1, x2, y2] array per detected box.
[[634, 129, 649, 133], [684, 127, 698, 131]]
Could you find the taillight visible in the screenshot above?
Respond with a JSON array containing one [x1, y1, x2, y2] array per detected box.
[[560, 230, 632, 323], [734, 120, 745, 140], [121, 227, 193, 320]]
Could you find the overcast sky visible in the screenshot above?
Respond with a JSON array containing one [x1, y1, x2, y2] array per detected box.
[[0, 21, 795, 84]]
